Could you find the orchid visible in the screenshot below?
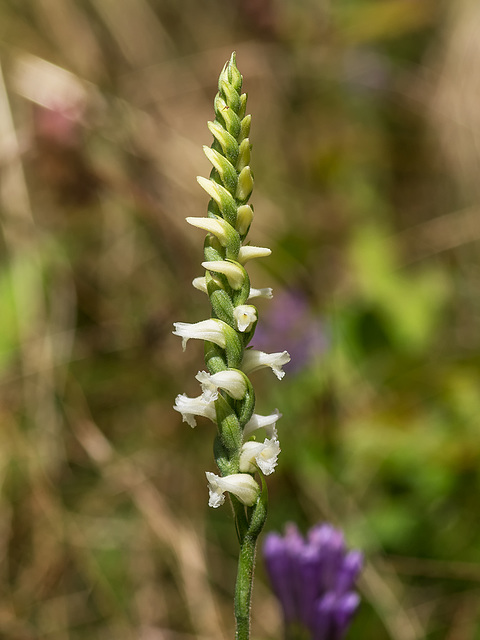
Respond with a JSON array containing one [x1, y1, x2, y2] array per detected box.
[[172, 53, 291, 640]]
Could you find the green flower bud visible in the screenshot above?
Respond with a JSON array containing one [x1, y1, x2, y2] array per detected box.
[[214, 94, 241, 138], [235, 166, 254, 203], [203, 146, 238, 194], [238, 93, 247, 120], [220, 79, 241, 114], [236, 139, 251, 172], [207, 120, 239, 164], [196, 176, 238, 226], [236, 205, 254, 235], [238, 114, 251, 142]]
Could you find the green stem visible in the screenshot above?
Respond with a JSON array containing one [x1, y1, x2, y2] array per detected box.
[[234, 532, 257, 640], [234, 480, 268, 639], [231, 496, 249, 543]]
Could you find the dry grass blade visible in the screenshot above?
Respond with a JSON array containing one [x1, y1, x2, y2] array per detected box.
[[73, 417, 225, 640]]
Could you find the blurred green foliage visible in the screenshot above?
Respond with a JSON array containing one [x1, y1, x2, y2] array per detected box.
[[1, 1, 480, 639]]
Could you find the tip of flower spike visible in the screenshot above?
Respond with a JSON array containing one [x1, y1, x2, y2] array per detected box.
[[227, 51, 242, 91], [224, 52, 236, 76], [221, 51, 242, 93]]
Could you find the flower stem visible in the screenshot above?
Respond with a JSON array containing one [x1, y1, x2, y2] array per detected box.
[[234, 532, 257, 640], [234, 480, 268, 639]]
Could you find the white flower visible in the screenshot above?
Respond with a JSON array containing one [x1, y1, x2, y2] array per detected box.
[[248, 287, 273, 300], [195, 369, 247, 401], [242, 349, 291, 380], [201, 260, 245, 290], [243, 409, 282, 439], [239, 438, 281, 475], [192, 274, 224, 294], [173, 393, 216, 428], [205, 472, 260, 508], [173, 319, 228, 351], [192, 277, 208, 294], [186, 216, 230, 246], [238, 246, 271, 264], [233, 305, 257, 332]]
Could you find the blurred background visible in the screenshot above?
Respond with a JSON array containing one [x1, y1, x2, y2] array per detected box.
[[1, 0, 480, 638]]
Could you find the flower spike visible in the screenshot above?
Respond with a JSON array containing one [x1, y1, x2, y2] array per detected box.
[[173, 53, 290, 639]]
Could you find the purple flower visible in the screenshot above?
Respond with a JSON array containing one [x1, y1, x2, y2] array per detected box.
[[251, 290, 326, 373], [263, 523, 362, 640]]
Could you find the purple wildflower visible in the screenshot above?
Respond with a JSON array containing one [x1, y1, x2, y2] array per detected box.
[[251, 289, 326, 373], [263, 523, 362, 640]]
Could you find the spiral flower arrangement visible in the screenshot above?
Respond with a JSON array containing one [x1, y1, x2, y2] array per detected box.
[[173, 53, 290, 639]]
